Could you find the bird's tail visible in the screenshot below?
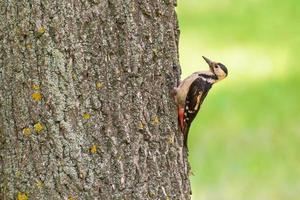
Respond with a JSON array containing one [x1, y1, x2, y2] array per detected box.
[[183, 124, 191, 148], [177, 107, 190, 148]]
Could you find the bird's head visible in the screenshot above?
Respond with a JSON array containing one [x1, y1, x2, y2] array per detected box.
[[202, 56, 228, 81]]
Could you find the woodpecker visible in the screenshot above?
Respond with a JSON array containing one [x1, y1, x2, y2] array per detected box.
[[173, 56, 228, 147]]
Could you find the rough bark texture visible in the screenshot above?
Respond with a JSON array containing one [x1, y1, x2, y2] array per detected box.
[[0, 0, 190, 199]]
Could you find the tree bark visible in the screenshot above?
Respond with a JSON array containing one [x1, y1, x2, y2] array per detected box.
[[0, 0, 190, 199]]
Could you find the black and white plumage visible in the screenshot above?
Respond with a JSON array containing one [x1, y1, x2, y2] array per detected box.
[[173, 56, 228, 147]]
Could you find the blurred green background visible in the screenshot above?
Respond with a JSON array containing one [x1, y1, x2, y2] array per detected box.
[[177, 0, 300, 199]]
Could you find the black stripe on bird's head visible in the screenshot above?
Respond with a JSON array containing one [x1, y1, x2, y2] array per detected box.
[[217, 63, 228, 76]]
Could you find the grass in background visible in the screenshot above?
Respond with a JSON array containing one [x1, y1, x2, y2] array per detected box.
[[177, 0, 300, 199]]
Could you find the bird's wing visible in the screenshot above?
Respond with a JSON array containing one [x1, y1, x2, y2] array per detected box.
[[183, 77, 211, 146]]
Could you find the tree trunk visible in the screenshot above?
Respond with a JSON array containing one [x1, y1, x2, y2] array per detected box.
[[0, 0, 190, 199]]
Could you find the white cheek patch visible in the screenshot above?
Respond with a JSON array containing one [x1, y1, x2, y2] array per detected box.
[[216, 68, 226, 78]]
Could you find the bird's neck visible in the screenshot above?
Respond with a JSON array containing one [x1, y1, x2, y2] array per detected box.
[[197, 71, 218, 84]]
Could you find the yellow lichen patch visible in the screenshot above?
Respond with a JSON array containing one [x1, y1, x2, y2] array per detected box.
[[36, 180, 43, 189], [31, 92, 42, 101], [37, 26, 45, 35], [26, 43, 32, 49], [83, 113, 91, 120], [151, 116, 160, 125], [138, 122, 144, 129], [22, 127, 31, 136], [34, 122, 44, 133], [117, 155, 122, 161], [167, 135, 174, 144], [16, 171, 21, 178], [17, 192, 28, 200], [96, 82, 104, 89], [67, 196, 73, 200], [32, 84, 40, 90], [90, 144, 97, 154]]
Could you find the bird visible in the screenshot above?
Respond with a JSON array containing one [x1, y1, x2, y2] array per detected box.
[[173, 56, 228, 147]]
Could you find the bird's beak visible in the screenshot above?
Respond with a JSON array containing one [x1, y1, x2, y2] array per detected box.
[[202, 56, 212, 65], [202, 56, 213, 70]]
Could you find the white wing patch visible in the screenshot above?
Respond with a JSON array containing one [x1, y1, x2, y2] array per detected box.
[[199, 76, 216, 84], [194, 92, 202, 110]]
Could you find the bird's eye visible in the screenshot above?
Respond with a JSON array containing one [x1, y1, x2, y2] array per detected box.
[[214, 65, 219, 68]]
